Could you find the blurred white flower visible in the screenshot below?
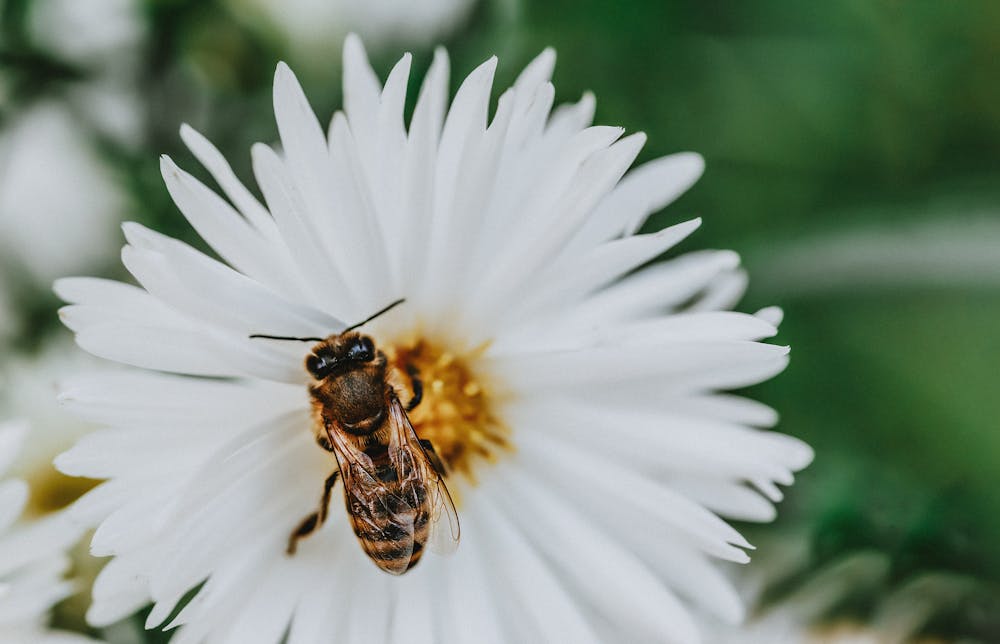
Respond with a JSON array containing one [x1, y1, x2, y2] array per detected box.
[[0, 421, 96, 643], [703, 549, 975, 644], [56, 37, 811, 643], [0, 338, 105, 516], [0, 104, 128, 288], [28, 0, 145, 64], [231, 0, 477, 63], [754, 213, 1000, 297], [27, 0, 147, 146], [0, 0, 144, 298]]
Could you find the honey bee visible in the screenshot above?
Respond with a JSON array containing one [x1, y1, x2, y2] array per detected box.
[[251, 300, 459, 574]]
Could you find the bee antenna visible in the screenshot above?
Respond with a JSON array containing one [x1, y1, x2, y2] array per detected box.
[[342, 298, 406, 334], [248, 299, 405, 342], [249, 334, 325, 342]]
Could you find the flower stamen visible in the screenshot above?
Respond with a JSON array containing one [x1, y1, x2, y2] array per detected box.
[[383, 335, 510, 486]]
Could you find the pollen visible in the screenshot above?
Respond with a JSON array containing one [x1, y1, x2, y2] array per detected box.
[[383, 335, 510, 485]]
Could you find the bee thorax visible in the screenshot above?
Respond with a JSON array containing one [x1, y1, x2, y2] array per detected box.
[[311, 369, 387, 434]]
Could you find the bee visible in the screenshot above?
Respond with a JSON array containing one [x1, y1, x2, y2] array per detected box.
[[251, 300, 460, 574]]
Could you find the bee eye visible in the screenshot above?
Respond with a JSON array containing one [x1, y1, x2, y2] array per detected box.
[[307, 352, 337, 379], [346, 338, 375, 363]]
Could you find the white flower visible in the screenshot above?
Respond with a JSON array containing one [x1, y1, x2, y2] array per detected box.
[[26, 0, 147, 146], [703, 550, 974, 644], [0, 339, 106, 516], [0, 420, 96, 643], [28, 0, 145, 64], [56, 36, 812, 643], [0, 104, 129, 288], [230, 0, 476, 65]]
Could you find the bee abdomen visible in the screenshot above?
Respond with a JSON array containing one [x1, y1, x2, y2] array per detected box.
[[353, 515, 431, 572], [353, 518, 431, 546]]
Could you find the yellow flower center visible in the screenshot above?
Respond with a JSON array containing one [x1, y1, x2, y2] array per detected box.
[[383, 335, 510, 487], [25, 465, 98, 517]]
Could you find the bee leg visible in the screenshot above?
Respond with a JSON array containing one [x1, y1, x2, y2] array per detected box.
[[287, 514, 318, 556], [405, 364, 423, 411], [287, 470, 340, 555], [317, 469, 339, 523], [418, 438, 448, 476]]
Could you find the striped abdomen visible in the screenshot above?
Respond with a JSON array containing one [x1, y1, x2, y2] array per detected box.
[[344, 458, 432, 574]]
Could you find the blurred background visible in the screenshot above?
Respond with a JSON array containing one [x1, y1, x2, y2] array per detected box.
[[2, 0, 999, 641]]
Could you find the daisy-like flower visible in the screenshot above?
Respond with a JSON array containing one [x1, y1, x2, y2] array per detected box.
[[56, 36, 811, 643], [0, 339, 106, 516], [0, 421, 96, 643], [703, 550, 974, 644]]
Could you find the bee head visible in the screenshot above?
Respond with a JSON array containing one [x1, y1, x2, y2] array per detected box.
[[306, 333, 376, 380]]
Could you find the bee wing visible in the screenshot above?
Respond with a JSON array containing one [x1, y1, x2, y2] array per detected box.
[[425, 468, 461, 555], [387, 397, 461, 556], [326, 425, 417, 576]]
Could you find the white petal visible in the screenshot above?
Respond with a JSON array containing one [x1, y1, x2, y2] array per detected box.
[[326, 111, 394, 303], [0, 420, 28, 475], [421, 56, 498, 303], [489, 465, 703, 644], [491, 218, 703, 333], [396, 48, 449, 296], [0, 513, 82, 578], [286, 579, 339, 644], [387, 565, 439, 644], [569, 152, 704, 254], [426, 89, 516, 318], [515, 428, 753, 562], [342, 562, 393, 644], [251, 141, 357, 315], [57, 428, 198, 480], [90, 488, 177, 556], [178, 124, 277, 236], [672, 478, 779, 522], [218, 560, 302, 644], [275, 61, 392, 304], [440, 520, 507, 644], [499, 131, 648, 289], [650, 545, 745, 624], [512, 48, 556, 116], [341, 34, 382, 152], [470, 496, 602, 644], [73, 322, 237, 378], [546, 91, 596, 140], [159, 155, 300, 296], [487, 339, 789, 390], [58, 370, 305, 429], [755, 305, 784, 327], [689, 268, 749, 312], [69, 479, 151, 527], [497, 311, 778, 355], [121, 222, 344, 337], [561, 249, 741, 328], [0, 479, 28, 533], [55, 276, 166, 313], [88, 552, 155, 627], [508, 398, 805, 495]]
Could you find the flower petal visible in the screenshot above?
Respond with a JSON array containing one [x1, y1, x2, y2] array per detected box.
[[471, 496, 603, 644], [489, 464, 702, 644]]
